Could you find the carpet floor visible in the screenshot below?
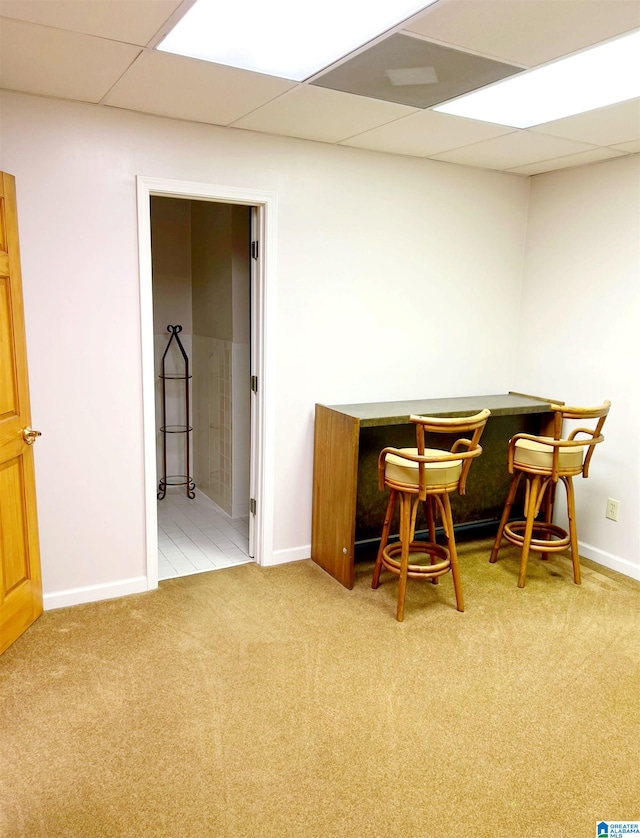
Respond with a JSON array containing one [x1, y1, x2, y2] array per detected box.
[[1, 538, 639, 837]]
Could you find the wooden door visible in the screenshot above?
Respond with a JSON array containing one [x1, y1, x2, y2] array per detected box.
[[0, 171, 42, 655]]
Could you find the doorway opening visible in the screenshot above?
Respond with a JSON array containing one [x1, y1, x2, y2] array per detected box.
[[136, 177, 277, 590], [151, 197, 252, 579]]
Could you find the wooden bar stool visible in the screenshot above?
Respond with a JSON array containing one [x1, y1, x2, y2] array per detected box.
[[372, 409, 490, 621], [489, 401, 610, 587]]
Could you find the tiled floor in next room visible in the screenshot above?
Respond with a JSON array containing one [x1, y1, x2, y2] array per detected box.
[[157, 489, 251, 580]]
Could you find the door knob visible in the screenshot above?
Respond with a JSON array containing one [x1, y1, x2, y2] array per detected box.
[[22, 427, 42, 445]]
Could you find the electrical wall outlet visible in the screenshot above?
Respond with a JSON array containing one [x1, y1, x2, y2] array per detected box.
[[606, 498, 620, 521]]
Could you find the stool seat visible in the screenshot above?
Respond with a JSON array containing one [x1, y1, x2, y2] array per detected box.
[[513, 437, 584, 472], [384, 448, 463, 489], [490, 401, 610, 588], [372, 409, 490, 621]]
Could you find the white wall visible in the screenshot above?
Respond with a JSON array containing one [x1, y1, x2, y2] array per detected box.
[[514, 154, 640, 578], [0, 90, 545, 606]]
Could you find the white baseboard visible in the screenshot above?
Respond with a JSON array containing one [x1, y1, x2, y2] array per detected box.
[[266, 541, 640, 582], [580, 542, 640, 582], [42, 542, 637, 610], [43, 576, 149, 611], [264, 544, 310, 567]]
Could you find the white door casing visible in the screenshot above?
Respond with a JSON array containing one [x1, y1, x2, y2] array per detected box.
[[136, 176, 277, 588]]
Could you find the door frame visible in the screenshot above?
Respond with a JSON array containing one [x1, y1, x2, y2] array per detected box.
[[136, 176, 277, 588]]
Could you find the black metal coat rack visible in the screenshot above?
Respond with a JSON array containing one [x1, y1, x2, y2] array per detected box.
[[157, 324, 195, 500]]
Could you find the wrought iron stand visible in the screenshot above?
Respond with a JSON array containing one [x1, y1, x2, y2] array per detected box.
[[157, 324, 195, 500]]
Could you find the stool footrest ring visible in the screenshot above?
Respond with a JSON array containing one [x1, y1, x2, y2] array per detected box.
[[503, 521, 570, 553], [382, 541, 451, 580]]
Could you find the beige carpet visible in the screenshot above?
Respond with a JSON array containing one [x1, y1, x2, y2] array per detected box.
[[1, 538, 639, 838]]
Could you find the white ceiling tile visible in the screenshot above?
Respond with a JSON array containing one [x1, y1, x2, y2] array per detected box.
[[529, 98, 640, 147], [430, 130, 600, 170], [0, 18, 141, 102], [0, 0, 182, 45], [611, 140, 640, 153], [507, 147, 627, 176], [104, 50, 294, 125], [1, 0, 638, 174], [405, 0, 640, 67], [340, 108, 514, 156], [231, 86, 417, 144]]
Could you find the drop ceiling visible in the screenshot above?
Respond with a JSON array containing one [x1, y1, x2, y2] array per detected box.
[[0, 0, 639, 176]]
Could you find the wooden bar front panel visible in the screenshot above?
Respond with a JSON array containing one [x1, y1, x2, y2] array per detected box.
[[311, 405, 360, 589]]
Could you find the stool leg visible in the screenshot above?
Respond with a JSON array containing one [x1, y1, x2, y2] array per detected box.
[[423, 495, 439, 584], [396, 493, 413, 622], [442, 493, 464, 612], [564, 476, 581, 585], [490, 473, 521, 564], [539, 479, 555, 557], [408, 491, 420, 544], [518, 475, 542, 588], [372, 490, 396, 589], [424, 494, 436, 542]]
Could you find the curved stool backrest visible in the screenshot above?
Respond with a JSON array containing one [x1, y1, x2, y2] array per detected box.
[[411, 408, 491, 497], [492, 400, 611, 588], [547, 401, 610, 478], [372, 408, 490, 620]]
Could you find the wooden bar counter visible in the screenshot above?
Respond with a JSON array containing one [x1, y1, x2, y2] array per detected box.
[[311, 392, 555, 589]]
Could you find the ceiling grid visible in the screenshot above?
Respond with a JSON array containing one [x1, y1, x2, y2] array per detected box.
[[0, 0, 638, 175]]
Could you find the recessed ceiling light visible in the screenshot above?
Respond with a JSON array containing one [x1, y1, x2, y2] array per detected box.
[[157, 0, 438, 82], [434, 29, 640, 128]]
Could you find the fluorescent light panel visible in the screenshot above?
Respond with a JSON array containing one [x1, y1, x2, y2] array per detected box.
[[157, 0, 437, 81], [434, 29, 640, 128]]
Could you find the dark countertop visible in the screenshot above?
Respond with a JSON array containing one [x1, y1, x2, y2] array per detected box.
[[320, 392, 557, 427]]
